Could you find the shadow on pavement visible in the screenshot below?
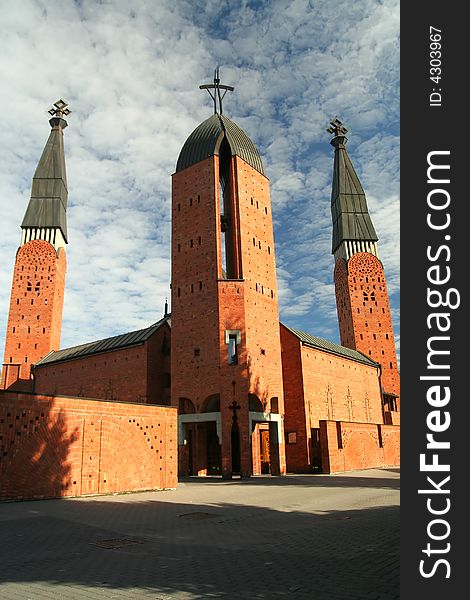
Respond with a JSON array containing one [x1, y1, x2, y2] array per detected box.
[[179, 468, 400, 491], [0, 488, 399, 600]]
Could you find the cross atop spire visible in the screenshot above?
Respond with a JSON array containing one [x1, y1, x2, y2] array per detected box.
[[199, 67, 234, 115]]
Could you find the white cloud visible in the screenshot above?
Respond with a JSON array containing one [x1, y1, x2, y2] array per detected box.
[[0, 0, 399, 362]]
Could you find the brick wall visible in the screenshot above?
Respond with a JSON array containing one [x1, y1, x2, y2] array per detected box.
[[334, 253, 400, 401], [280, 325, 309, 471], [1, 240, 66, 390], [0, 391, 178, 501], [320, 420, 400, 473], [171, 154, 286, 477], [33, 324, 171, 405], [281, 324, 386, 473]]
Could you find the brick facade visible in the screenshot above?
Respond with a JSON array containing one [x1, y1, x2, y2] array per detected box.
[[280, 324, 396, 473], [1, 240, 66, 391], [334, 252, 400, 403], [171, 153, 286, 478], [33, 322, 171, 405], [319, 420, 400, 474], [0, 391, 177, 501]]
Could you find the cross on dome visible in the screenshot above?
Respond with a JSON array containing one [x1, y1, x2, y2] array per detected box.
[[199, 67, 234, 115]]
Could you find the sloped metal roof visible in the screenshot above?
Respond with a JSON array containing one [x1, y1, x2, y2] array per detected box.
[[282, 324, 379, 367], [330, 136, 378, 254], [21, 119, 69, 242], [176, 114, 264, 175], [35, 316, 171, 367]]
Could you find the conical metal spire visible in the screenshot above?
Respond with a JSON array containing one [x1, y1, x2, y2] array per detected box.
[[328, 118, 378, 259], [21, 99, 71, 248]]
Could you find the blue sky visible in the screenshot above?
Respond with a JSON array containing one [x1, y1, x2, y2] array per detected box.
[[0, 0, 399, 362]]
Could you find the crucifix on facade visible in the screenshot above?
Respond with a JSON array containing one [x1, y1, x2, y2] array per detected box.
[[229, 400, 241, 424]]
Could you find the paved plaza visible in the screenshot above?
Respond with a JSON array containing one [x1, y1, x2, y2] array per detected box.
[[0, 468, 399, 600]]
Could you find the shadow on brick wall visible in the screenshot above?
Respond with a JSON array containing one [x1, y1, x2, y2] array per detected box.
[[0, 393, 79, 501]]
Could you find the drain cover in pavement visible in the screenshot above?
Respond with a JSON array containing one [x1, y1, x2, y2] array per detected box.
[[93, 538, 145, 549]]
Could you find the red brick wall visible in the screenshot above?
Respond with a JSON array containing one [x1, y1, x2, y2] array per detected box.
[[1, 240, 66, 390], [171, 154, 286, 477], [280, 325, 309, 471], [320, 420, 400, 473], [300, 342, 384, 427], [147, 324, 171, 405], [334, 253, 400, 401], [281, 325, 387, 473], [34, 344, 148, 402], [171, 157, 221, 407], [0, 391, 178, 501], [33, 324, 171, 405]]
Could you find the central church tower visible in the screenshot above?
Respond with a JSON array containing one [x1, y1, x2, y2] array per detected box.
[[171, 72, 286, 478], [1, 100, 70, 391]]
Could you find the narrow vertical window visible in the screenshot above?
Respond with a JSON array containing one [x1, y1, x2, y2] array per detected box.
[[228, 334, 238, 365]]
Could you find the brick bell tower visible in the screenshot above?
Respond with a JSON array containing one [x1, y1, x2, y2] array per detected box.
[[171, 70, 286, 478], [1, 100, 70, 392], [328, 118, 400, 411]]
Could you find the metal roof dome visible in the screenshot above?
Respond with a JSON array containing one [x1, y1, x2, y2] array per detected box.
[[175, 113, 264, 175]]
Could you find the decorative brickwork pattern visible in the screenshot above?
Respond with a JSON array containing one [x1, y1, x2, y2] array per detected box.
[[334, 252, 400, 401], [281, 324, 385, 473], [0, 392, 177, 501], [319, 420, 400, 473], [1, 240, 66, 391]]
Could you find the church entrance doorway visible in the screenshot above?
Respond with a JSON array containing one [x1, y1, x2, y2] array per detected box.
[[206, 421, 221, 475], [311, 428, 322, 472], [260, 428, 271, 474], [231, 421, 241, 474]]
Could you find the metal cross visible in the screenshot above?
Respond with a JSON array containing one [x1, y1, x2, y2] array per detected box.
[[327, 117, 348, 137], [199, 67, 234, 115], [48, 99, 71, 119]]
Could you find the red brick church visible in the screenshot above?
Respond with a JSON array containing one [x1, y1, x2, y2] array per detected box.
[[0, 78, 399, 500]]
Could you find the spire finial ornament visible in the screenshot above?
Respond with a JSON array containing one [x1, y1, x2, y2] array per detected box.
[[48, 99, 71, 118], [327, 117, 348, 137], [199, 67, 234, 115], [48, 99, 71, 129], [327, 117, 348, 147]]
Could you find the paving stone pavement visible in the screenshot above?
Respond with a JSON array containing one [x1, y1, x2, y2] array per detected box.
[[0, 468, 399, 600]]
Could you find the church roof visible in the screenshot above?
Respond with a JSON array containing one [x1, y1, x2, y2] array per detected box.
[[21, 101, 70, 242], [34, 316, 171, 367], [328, 119, 378, 254], [176, 113, 265, 175], [282, 324, 379, 367]]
